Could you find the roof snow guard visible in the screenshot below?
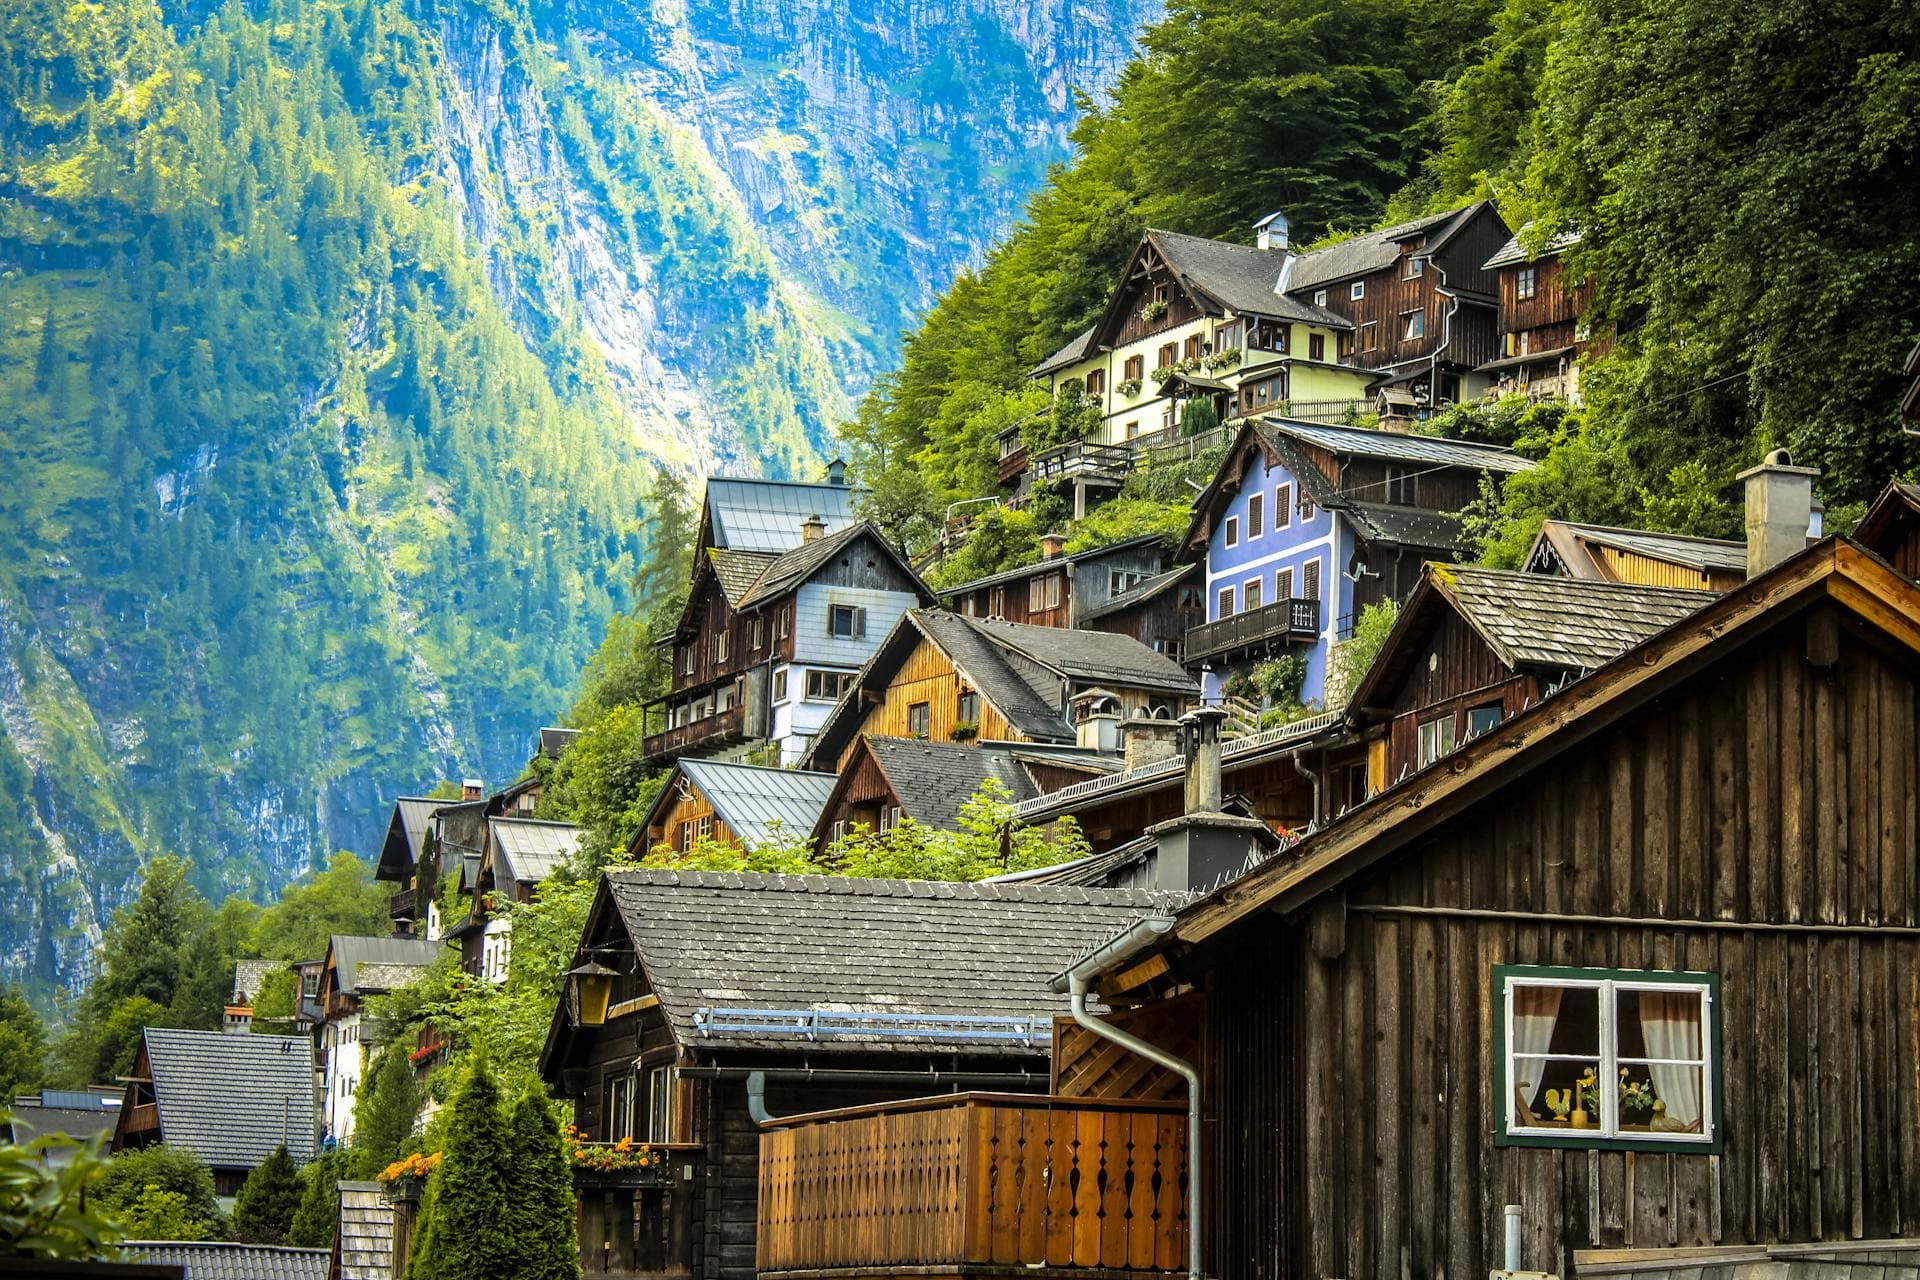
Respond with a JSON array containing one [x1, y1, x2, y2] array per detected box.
[[693, 1007, 1050, 1048]]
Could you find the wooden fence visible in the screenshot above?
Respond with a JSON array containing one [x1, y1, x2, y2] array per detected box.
[[756, 1092, 1188, 1275]]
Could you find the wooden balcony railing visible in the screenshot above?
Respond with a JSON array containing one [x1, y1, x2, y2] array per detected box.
[[757, 1092, 1188, 1276], [389, 886, 417, 920], [1028, 441, 1132, 486], [641, 702, 746, 764], [1185, 596, 1321, 664], [122, 1102, 160, 1136], [997, 445, 1030, 487]]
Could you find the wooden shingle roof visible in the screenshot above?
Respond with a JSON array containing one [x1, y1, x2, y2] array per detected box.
[[1432, 565, 1715, 671]]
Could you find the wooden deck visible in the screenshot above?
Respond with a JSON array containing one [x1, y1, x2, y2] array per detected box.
[[756, 1093, 1188, 1277]]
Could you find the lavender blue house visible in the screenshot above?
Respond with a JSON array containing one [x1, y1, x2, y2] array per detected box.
[[1178, 418, 1532, 707]]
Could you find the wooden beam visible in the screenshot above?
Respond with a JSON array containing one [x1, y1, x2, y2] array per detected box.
[[607, 993, 659, 1020], [1099, 952, 1170, 998]]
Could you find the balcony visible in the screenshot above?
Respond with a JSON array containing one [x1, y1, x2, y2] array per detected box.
[[1185, 596, 1322, 664], [641, 701, 746, 765], [389, 886, 417, 922], [1028, 441, 1131, 487], [757, 1092, 1188, 1277], [997, 444, 1030, 487]]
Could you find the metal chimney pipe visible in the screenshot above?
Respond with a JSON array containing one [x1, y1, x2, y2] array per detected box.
[[1503, 1203, 1523, 1272]]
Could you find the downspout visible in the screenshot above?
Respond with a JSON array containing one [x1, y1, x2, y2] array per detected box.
[[1428, 255, 1457, 409], [1290, 747, 1322, 825], [1058, 916, 1201, 1280], [745, 1070, 774, 1125]]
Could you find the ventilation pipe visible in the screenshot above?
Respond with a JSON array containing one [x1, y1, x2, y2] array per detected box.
[[1181, 706, 1229, 814], [1057, 916, 1201, 1280], [1738, 449, 1820, 579]]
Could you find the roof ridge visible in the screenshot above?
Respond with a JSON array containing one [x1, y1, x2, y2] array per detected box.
[[681, 758, 837, 778], [605, 866, 1167, 904], [1559, 520, 1745, 547]]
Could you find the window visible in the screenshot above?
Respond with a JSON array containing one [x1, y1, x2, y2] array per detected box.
[[713, 630, 730, 664], [1217, 586, 1235, 617], [647, 1064, 677, 1143], [1308, 333, 1325, 362], [1224, 515, 1239, 548], [696, 814, 713, 841], [1249, 319, 1287, 353], [1406, 255, 1425, 278], [681, 644, 695, 675], [772, 669, 788, 703], [1124, 354, 1144, 381], [1215, 320, 1242, 352], [1302, 559, 1320, 602], [1497, 966, 1718, 1149], [988, 586, 1006, 617], [1243, 577, 1264, 611], [828, 604, 866, 639], [1337, 331, 1354, 360], [1300, 491, 1316, 520], [907, 702, 931, 737], [956, 689, 979, 723], [1109, 569, 1146, 595], [1384, 465, 1415, 505], [776, 606, 791, 640], [1416, 713, 1456, 767], [1401, 310, 1425, 341], [1313, 289, 1327, 307], [1125, 420, 1140, 440], [1275, 568, 1293, 602], [1184, 334, 1203, 361], [1516, 266, 1537, 301], [1467, 703, 1503, 739], [750, 617, 763, 651], [1358, 323, 1379, 354], [1274, 484, 1293, 529], [879, 805, 904, 832], [1158, 343, 1178, 369], [1027, 571, 1062, 612], [1247, 492, 1264, 538], [804, 670, 855, 701], [1087, 369, 1106, 396], [301, 970, 320, 999], [1154, 283, 1169, 306], [1350, 280, 1365, 300], [608, 1072, 637, 1142]]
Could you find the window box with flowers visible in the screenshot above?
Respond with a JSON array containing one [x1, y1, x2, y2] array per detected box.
[[949, 720, 979, 742], [1140, 300, 1169, 323], [1204, 349, 1243, 372], [379, 1151, 442, 1204], [564, 1127, 673, 1188], [1150, 365, 1180, 388], [1117, 377, 1143, 398]]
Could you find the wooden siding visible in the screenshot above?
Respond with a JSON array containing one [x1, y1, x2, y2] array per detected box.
[[1592, 545, 1738, 591], [1385, 674, 1535, 781], [1337, 459, 1482, 518], [1501, 256, 1588, 340], [1052, 994, 1203, 1101], [642, 786, 734, 854], [837, 636, 1026, 770], [1198, 605, 1920, 1280], [813, 746, 896, 847], [1110, 244, 1210, 349]]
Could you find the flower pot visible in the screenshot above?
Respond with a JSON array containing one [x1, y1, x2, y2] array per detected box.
[[572, 1164, 671, 1190], [383, 1174, 425, 1204]]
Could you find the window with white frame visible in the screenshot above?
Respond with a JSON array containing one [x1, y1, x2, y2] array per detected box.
[[1516, 266, 1538, 300], [1313, 289, 1327, 307], [828, 604, 866, 639], [646, 1063, 677, 1143], [1217, 585, 1235, 617], [772, 668, 788, 703], [1274, 483, 1293, 529], [804, 669, 854, 701], [1109, 569, 1147, 596], [1416, 712, 1455, 767], [1224, 515, 1239, 548], [1243, 577, 1264, 611], [1248, 492, 1265, 538], [1497, 966, 1718, 1149], [1350, 280, 1365, 300], [1401, 310, 1425, 341]]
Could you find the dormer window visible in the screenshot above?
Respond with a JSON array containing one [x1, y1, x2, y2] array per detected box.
[[1350, 281, 1365, 301]]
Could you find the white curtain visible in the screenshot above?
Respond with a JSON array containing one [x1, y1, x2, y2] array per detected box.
[[1511, 985, 1563, 1114], [1638, 990, 1704, 1129]]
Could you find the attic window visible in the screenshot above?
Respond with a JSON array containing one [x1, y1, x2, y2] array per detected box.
[[1406, 255, 1425, 278], [828, 604, 866, 639], [1416, 712, 1455, 767], [1314, 289, 1328, 307], [1497, 966, 1719, 1150]]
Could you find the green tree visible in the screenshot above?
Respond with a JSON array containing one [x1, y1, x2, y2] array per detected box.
[[249, 852, 394, 962], [94, 1146, 225, 1240], [248, 969, 301, 1037], [93, 856, 208, 1009], [0, 988, 45, 1101], [170, 896, 262, 1029], [505, 1085, 580, 1280], [349, 1045, 422, 1180], [51, 996, 170, 1089], [116, 1186, 211, 1242], [32, 305, 57, 395], [287, 1147, 346, 1250], [409, 1055, 513, 1280], [231, 1145, 301, 1244]]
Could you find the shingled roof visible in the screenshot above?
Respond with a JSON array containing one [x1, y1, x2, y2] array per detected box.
[[489, 817, 578, 885], [963, 616, 1200, 695], [327, 935, 441, 995], [1433, 566, 1715, 671], [1483, 226, 1583, 270], [1030, 324, 1098, 378], [123, 1242, 329, 1280], [597, 871, 1181, 1056], [1148, 230, 1352, 327], [375, 796, 441, 882], [845, 737, 1045, 836], [734, 522, 930, 612], [1077, 564, 1196, 623], [708, 548, 778, 604], [1284, 205, 1481, 293], [1263, 418, 1534, 475], [138, 1028, 315, 1168]]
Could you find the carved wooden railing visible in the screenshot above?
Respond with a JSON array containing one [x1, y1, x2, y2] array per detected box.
[[756, 1092, 1188, 1275], [641, 702, 746, 763], [1185, 596, 1321, 663]]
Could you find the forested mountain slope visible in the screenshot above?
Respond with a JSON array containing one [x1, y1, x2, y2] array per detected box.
[[0, 0, 1153, 997]]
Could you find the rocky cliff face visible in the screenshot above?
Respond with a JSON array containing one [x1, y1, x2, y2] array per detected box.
[[0, 0, 1156, 997]]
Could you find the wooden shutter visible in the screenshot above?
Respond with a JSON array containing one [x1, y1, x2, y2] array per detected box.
[[853, 607, 867, 638], [1304, 560, 1321, 600]]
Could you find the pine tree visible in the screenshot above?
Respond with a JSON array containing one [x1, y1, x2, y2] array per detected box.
[[287, 1147, 345, 1250], [409, 1054, 513, 1280], [349, 1044, 421, 1179], [506, 1084, 581, 1280], [232, 1145, 302, 1243]]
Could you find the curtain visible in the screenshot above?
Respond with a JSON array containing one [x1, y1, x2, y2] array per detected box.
[[1638, 990, 1704, 1129], [1510, 985, 1563, 1115]]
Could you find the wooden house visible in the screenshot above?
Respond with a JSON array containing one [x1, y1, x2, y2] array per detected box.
[[644, 519, 934, 769], [1526, 520, 1749, 591], [113, 1028, 315, 1195], [312, 935, 440, 1144], [805, 734, 1114, 851], [1280, 201, 1511, 412], [1347, 564, 1713, 785], [632, 759, 836, 857], [1476, 228, 1594, 401], [535, 870, 1179, 1280], [1854, 481, 1920, 579], [1047, 536, 1920, 1280], [449, 816, 579, 981], [943, 533, 1201, 661], [800, 609, 1200, 773], [1181, 417, 1530, 708]]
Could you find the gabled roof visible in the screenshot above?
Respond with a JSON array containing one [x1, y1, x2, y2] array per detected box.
[[700, 476, 861, 554], [326, 935, 441, 995], [489, 817, 578, 885], [135, 1028, 315, 1167], [538, 726, 579, 759], [7, 1103, 118, 1147], [1284, 203, 1492, 293], [231, 958, 279, 1003], [123, 1241, 329, 1280], [1482, 226, 1583, 270], [1077, 564, 1197, 623], [1262, 418, 1534, 474], [641, 760, 837, 852], [939, 534, 1168, 597], [735, 521, 933, 611], [1526, 520, 1748, 581], [963, 615, 1199, 695], [1030, 324, 1098, 378], [1147, 230, 1352, 327], [812, 737, 1045, 844], [709, 548, 779, 604], [375, 796, 441, 882], [1079, 538, 1917, 970], [588, 870, 1182, 1057], [1853, 481, 1920, 561]]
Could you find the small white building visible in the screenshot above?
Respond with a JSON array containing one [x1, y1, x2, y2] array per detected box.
[[313, 935, 440, 1145]]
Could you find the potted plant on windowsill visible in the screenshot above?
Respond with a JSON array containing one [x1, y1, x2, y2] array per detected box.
[[1140, 299, 1169, 323], [564, 1127, 672, 1188], [1150, 365, 1179, 388], [379, 1151, 442, 1204], [1117, 377, 1143, 397]]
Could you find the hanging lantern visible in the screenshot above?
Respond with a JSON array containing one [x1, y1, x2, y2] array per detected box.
[[566, 960, 619, 1027]]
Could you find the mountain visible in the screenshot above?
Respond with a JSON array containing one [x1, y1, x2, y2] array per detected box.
[[0, 0, 1155, 996]]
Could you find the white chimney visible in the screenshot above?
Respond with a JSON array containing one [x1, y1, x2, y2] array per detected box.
[[1255, 210, 1290, 253], [1737, 449, 1820, 579]]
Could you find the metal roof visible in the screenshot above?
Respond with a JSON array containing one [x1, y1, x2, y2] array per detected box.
[[1260, 417, 1535, 475], [140, 1028, 316, 1168], [327, 935, 441, 995], [7, 1104, 118, 1147], [703, 477, 861, 553], [123, 1242, 329, 1280], [489, 817, 578, 885], [675, 760, 838, 850], [1283, 206, 1476, 292], [538, 726, 580, 759], [1030, 324, 1098, 377], [939, 535, 1167, 597], [1550, 522, 1747, 574], [601, 870, 1182, 1056]]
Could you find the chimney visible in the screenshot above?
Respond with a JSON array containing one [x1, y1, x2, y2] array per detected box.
[[1181, 706, 1229, 815], [1039, 532, 1067, 560], [1255, 210, 1290, 253], [824, 458, 848, 486], [461, 777, 484, 800], [800, 513, 826, 543], [1121, 715, 1180, 771], [1737, 449, 1820, 579]]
